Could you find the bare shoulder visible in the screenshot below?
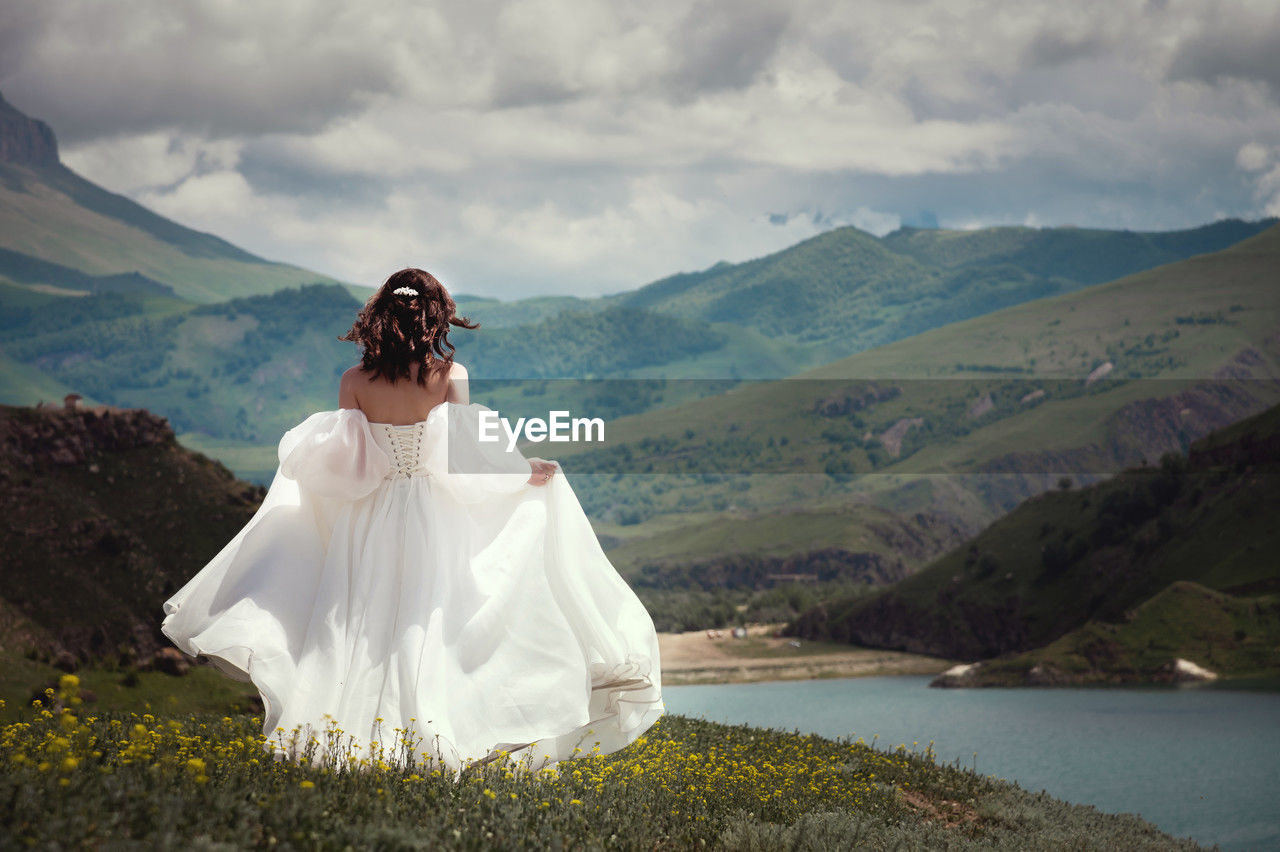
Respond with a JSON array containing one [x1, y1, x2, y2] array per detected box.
[[446, 360, 470, 404], [340, 365, 366, 391], [338, 364, 366, 408]]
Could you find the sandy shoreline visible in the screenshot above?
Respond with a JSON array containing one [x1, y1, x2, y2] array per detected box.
[[657, 622, 956, 686]]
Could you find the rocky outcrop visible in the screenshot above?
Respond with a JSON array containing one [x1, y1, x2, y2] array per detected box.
[[1, 404, 175, 468], [0, 91, 59, 167], [1163, 657, 1218, 682], [930, 662, 981, 687], [864, 511, 972, 564], [813, 382, 901, 417], [967, 393, 994, 419], [978, 372, 1270, 476], [881, 417, 924, 458], [138, 647, 192, 677], [1084, 361, 1113, 386], [929, 657, 1222, 688], [0, 403, 265, 668]]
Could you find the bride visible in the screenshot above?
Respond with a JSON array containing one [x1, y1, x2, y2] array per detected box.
[[160, 268, 664, 779]]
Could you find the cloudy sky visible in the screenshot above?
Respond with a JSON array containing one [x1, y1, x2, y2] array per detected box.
[[3, 0, 1280, 298]]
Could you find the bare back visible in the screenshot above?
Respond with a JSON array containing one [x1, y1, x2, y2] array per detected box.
[[339, 361, 468, 425]]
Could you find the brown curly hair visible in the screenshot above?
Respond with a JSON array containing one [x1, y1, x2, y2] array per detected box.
[[339, 268, 479, 386]]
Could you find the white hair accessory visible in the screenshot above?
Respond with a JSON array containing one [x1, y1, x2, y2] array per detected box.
[[392, 286, 418, 296]]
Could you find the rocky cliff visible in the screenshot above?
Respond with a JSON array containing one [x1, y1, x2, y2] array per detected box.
[[0, 92, 59, 166], [0, 402, 265, 667]]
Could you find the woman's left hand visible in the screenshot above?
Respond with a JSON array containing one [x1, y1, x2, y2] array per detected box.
[[527, 458, 559, 486]]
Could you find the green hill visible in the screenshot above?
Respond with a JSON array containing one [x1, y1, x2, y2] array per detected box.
[[0, 402, 263, 669], [0, 93, 343, 302], [613, 216, 1275, 364], [965, 580, 1280, 686], [430, 216, 1280, 381], [550, 222, 1280, 578], [785, 399, 1280, 684], [478, 215, 1270, 376], [879, 218, 1271, 285]]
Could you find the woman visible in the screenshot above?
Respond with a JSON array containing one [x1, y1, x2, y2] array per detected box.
[[160, 268, 664, 780]]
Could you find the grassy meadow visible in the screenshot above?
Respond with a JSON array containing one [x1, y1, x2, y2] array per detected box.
[[551, 223, 1280, 571], [1, 675, 1204, 850]]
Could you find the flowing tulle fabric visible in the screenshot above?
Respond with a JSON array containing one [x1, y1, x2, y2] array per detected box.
[[160, 402, 664, 779]]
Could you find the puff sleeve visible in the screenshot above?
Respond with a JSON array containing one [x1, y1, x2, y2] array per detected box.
[[278, 408, 392, 500]]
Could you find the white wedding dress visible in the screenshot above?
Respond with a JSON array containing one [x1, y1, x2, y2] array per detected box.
[[160, 402, 664, 778]]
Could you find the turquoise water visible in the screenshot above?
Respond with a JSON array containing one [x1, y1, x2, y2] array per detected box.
[[663, 676, 1280, 850]]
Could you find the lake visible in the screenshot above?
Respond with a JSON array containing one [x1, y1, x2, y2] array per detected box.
[[662, 676, 1280, 851]]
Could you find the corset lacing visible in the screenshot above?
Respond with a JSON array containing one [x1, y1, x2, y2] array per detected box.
[[382, 425, 430, 479]]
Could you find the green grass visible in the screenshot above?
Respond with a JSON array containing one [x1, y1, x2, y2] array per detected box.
[[635, 580, 882, 633], [0, 679, 1203, 850], [0, 650, 257, 725], [968, 581, 1280, 685], [603, 504, 907, 575], [0, 350, 80, 404]]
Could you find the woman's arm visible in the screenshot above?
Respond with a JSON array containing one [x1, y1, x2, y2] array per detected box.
[[447, 362, 470, 404]]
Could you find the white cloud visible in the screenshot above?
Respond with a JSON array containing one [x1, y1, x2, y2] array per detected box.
[[1237, 142, 1272, 172], [63, 133, 242, 195], [5, 0, 1280, 298]]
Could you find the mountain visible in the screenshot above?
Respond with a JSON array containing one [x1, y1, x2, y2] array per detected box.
[[454, 217, 1277, 380], [879, 218, 1272, 285], [0, 92, 341, 302], [603, 217, 1276, 368], [784, 400, 1280, 685], [0, 402, 264, 668], [553, 223, 1280, 576]]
